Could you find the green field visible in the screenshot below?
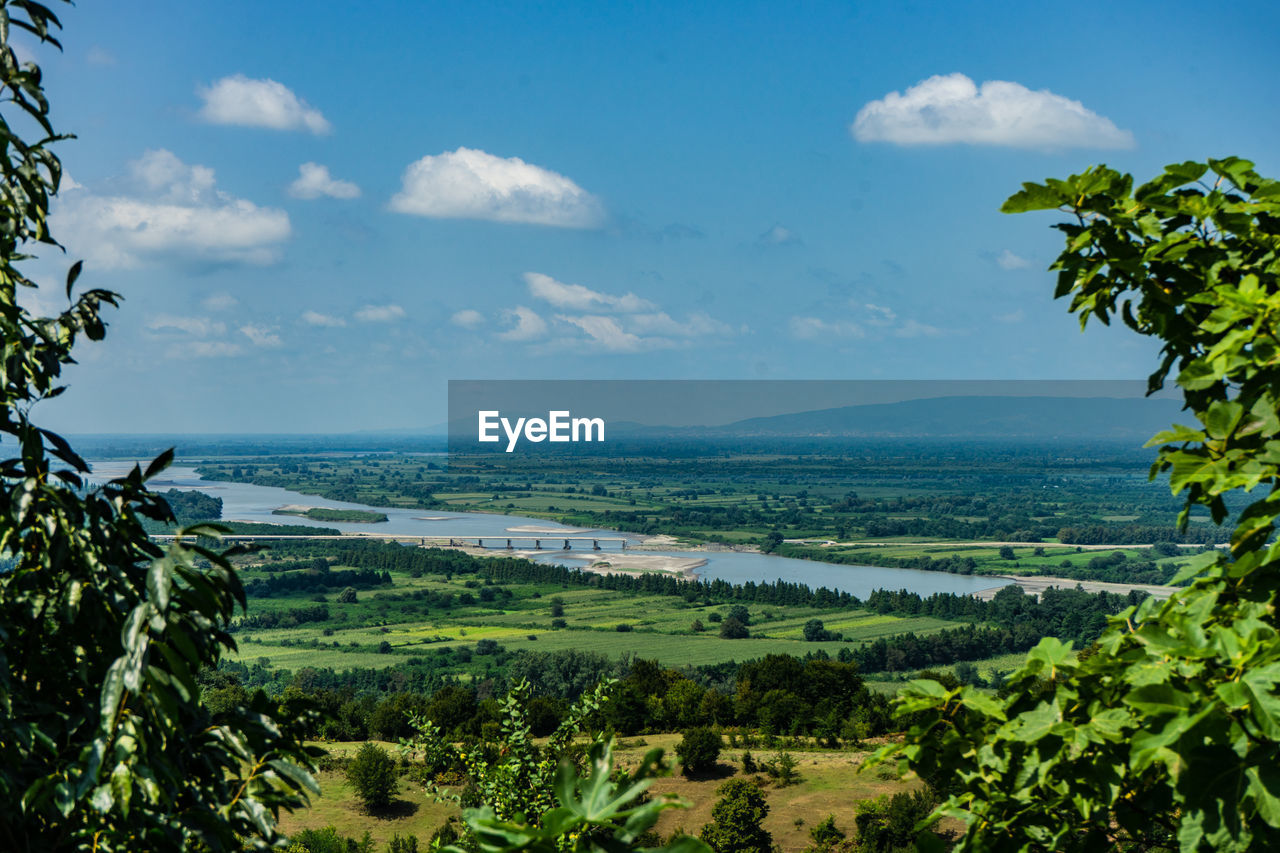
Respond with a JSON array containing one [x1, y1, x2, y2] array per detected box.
[[230, 565, 956, 671]]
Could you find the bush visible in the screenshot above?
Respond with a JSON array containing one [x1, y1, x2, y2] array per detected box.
[[338, 586, 359, 603], [853, 789, 936, 852], [676, 727, 722, 776], [808, 815, 846, 850], [346, 743, 398, 810], [701, 778, 772, 853]]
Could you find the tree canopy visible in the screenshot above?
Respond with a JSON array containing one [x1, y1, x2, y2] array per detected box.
[[0, 3, 317, 850], [881, 158, 1280, 851]]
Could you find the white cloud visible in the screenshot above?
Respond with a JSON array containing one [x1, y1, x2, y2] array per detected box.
[[202, 292, 238, 311], [789, 317, 865, 340], [893, 319, 943, 338], [757, 224, 801, 246], [389, 147, 603, 228], [354, 304, 406, 323], [147, 315, 226, 338], [288, 162, 360, 200], [862, 303, 897, 327], [996, 249, 1030, 270], [197, 74, 331, 134], [852, 73, 1134, 149], [557, 315, 647, 353], [524, 272, 653, 312], [995, 309, 1025, 324], [497, 306, 548, 341], [178, 341, 244, 359], [451, 309, 484, 329], [55, 149, 290, 269], [239, 324, 282, 348], [302, 310, 347, 327], [627, 311, 732, 338]]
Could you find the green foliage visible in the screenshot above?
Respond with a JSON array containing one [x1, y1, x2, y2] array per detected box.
[[346, 743, 398, 811], [0, 3, 316, 850], [806, 815, 846, 851], [444, 740, 709, 853], [716, 617, 748, 639], [699, 778, 772, 853], [762, 750, 799, 787], [674, 728, 722, 777], [851, 790, 936, 853], [881, 158, 1280, 850]]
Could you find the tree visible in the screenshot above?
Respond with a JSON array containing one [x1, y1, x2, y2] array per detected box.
[[346, 743, 398, 811], [998, 545, 1015, 560], [852, 790, 936, 853], [549, 597, 565, 618], [803, 618, 835, 641], [0, 4, 316, 851], [807, 815, 846, 851], [718, 617, 749, 639], [727, 605, 751, 625], [675, 727, 722, 777], [700, 779, 772, 853], [338, 586, 359, 603], [881, 159, 1280, 850]]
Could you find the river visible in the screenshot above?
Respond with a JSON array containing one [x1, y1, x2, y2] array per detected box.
[[87, 460, 1009, 600]]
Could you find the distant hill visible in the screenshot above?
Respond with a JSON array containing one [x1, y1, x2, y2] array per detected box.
[[615, 396, 1188, 441]]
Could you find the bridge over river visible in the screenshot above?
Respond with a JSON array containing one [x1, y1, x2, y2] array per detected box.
[[149, 533, 627, 550]]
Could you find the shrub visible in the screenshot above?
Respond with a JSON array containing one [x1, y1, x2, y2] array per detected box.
[[675, 727, 722, 776], [700, 778, 771, 853], [345, 742, 398, 811]]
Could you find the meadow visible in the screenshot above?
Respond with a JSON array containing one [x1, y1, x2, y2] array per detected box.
[[230, 560, 957, 672], [278, 734, 930, 852]]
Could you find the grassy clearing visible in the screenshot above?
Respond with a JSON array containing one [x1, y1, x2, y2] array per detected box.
[[280, 736, 927, 852]]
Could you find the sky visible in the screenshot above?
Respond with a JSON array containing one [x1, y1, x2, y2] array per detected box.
[[19, 0, 1280, 433]]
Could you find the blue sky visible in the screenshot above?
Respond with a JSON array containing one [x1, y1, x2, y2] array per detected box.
[[24, 0, 1280, 432]]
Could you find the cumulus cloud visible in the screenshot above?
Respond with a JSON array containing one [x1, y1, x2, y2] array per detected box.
[[389, 147, 603, 228], [996, 249, 1030, 270], [524, 272, 653, 312], [239, 324, 283, 348], [302, 310, 346, 327], [497, 306, 549, 342], [197, 74, 331, 134], [201, 292, 238, 311], [354, 304, 406, 323], [55, 149, 290, 269], [451, 309, 484, 329], [147, 314, 227, 338], [852, 73, 1134, 149], [288, 162, 360, 200], [484, 272, 739, 352], [894, 319, 943, 338], [863, 304, 897, 327], [180, 341, 244, 359], [789, 317, 864, 340], [557, 315, 645, 353]]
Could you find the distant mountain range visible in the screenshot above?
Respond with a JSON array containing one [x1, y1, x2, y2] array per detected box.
[[603, 396, 1188, 441]]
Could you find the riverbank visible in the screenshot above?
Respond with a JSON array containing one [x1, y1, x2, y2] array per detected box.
[[975, 573, 1179, 601]]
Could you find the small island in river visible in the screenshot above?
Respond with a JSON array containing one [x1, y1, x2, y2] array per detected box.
[[271, 505, 389, 523]]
